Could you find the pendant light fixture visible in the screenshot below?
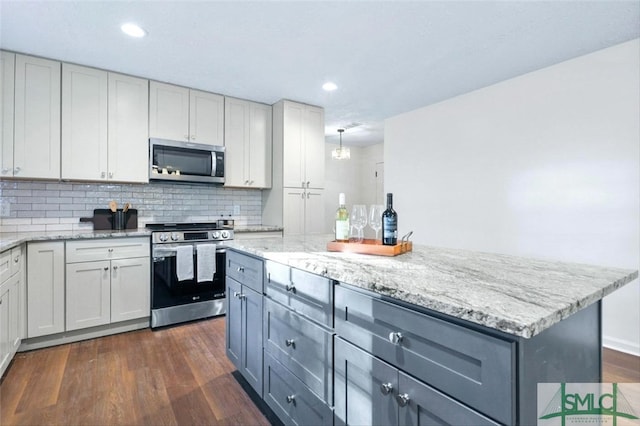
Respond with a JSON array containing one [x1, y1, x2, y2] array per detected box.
[[332, 128, 351, 160]]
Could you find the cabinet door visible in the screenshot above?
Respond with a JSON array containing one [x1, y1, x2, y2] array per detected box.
[[224, 97, 249, 187], [303, 105, 325, 189], [66, 260, 111, 331], [189, 89, 224, 146], [14, 54, 60, 179], [305, 189, 325, 235], [248, 102, 272, 188], [225, 277, 242, 369], [27, 242, 65, 338], [1, 51, 14, 177], [108, 72, 149, 183], [242, 285, 263, 397], [283, 188, 305, 236], [334, 337, 399, 426], [61, 63, 108, 180], [149, 81, 189, 141], [110, 256, 150, 322], [398, 371, 500, 426], [0, 283, 11, 375], [282, 101, 305, 188]]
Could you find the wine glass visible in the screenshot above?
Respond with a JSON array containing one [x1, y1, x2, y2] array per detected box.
[[368, 204, 384, 241], [350, 205, 367, 243]]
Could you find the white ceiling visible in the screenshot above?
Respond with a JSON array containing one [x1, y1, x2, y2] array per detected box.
[[1, 1, 638, 146]]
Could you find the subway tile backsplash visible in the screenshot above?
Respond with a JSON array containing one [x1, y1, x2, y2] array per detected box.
[[0, 180, 262, 232]]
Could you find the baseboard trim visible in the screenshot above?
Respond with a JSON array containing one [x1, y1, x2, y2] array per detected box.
[[603, 336, 640, 357]]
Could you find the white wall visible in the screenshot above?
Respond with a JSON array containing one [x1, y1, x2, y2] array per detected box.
[[323, 143, 384, 236], [385, 39, 640, 355]]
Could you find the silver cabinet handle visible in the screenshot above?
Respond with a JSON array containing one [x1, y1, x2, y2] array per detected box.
[[14, 166, 21, 174], [233, 291, 246, 299], [108, 248, 114, 253], [286, 395, 295, 404], [237, 266, 244, 272], [109, 172, 113, 179], [389, 332, 403, 345], [14, 257, 19, 263], [101, 171, 106, 178], [380, 382, 394, 395], [396, 393, 410, 407], [1, 168, 10, 174], [306, 181, 310, 188], [104, 267, 109, 271], [245, 180, 249, 185], [113, 265, 118, 270], [285, 283, 295, 292], [301, 181, 305, 188], [285, 339, 295, 347]]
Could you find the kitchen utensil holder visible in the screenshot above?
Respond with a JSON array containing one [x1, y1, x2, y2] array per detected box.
[[112, 210, 127, 230]]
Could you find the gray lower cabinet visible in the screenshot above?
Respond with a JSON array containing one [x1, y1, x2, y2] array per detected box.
[[225, 252, 264, 398], [334, 337, 500, 426], [264, 351, 333, 426], [335, 284, 514, 425]]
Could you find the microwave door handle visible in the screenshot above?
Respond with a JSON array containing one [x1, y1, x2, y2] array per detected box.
[[212, 154, 217, 177]]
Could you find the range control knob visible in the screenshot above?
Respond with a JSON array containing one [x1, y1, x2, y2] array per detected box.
[[221, 230, 230, 239], [171, 233, 180, 241], [212, 231, 221, 239], [159, 233, 169, 242]]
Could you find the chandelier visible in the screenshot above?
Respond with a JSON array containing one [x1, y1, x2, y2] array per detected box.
[[332, 128, 351, 160]]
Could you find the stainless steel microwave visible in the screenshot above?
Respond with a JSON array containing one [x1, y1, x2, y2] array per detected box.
[[149, 138, 225, 184]]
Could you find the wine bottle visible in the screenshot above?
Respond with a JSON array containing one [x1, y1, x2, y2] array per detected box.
[[335, 193, 349, 242], [382, 193, 397, 245]]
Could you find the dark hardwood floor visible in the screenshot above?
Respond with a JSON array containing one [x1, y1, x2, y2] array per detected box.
[[1, 318, 638, 425], [0, 317, 269, 425]]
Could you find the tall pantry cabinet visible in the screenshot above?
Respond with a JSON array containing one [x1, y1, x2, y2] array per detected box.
[[263, 100, 326, 236]]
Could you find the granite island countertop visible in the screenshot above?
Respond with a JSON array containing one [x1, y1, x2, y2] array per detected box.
[[227, 235, 638, 339]]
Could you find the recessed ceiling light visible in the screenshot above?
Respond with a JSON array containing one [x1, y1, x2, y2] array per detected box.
[[322, 82, 338, 91], [121, 23, 147, 38]]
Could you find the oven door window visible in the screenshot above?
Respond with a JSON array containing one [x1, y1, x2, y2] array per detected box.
[[152, 145, 213, 177], [152, 249, 226, 309]]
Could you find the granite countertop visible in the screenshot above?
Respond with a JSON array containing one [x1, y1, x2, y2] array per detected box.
[[227, 235, 638, 339], [0, 229, 152, 252], [234, 225, 284, 233]]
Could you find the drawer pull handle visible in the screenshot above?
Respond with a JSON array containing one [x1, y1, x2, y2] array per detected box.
[[285, 339, 295, 348], [396, 393, 410, 407], [233, 291, 245, 299], [389, 332, 404, 345], [285, 283, 295, 292], [286, 395, 296, 404], [237, 266, 244, 273], [380, 382, 394, 395]]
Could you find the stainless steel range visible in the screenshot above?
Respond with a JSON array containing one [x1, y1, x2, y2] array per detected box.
[[147, 221, 233, 328]]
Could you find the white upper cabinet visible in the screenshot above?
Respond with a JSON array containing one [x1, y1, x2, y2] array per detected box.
[[149, 81, 224, 146], [12, 54, 61, 179], [62, 64, 149, 182], [190, 89, 224, 146], [224, 97, 272, 188], [61, 63, 108, 180], [281, 100, 325, 189], [107, 72, 149, 183], [1, 51, 15, 177]]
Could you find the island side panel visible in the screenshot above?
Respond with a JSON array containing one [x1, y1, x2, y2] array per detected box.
[[517, 301, 601, 425]]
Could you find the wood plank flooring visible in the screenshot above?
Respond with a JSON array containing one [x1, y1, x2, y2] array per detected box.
[[0, 317, 269, 426], [1, 318, 638, 426]]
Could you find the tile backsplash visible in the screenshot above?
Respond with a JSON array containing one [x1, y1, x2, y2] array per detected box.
[[0, 180, 262, 232]]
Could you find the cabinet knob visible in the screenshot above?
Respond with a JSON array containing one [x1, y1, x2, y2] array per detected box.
[[14, 257, 19, 263], [237, 266, 244, 273], [1, 168, 10, 174], [104, 267, 109, 271], [14, 166, 21, 174], [233, 291, 245, 299], [101, 171, 106, 178], [109, 172, 113, 179], [396, 393, 410, 407], [306, 181, 310, 188], [113, 266, 118, 270], [285, 338, 295, 348], [245, 180, 249, 185], [108, 248, 114, 253], [249, 180, 254, 185], [286, 395, 296, 404], [389, 332, 404, 345], [380, 382, 394, 395], [285, 283, 295, 292], [301, 181, 305, 188]]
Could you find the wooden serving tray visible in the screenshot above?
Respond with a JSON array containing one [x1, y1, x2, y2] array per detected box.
[[327, 239, 413, 256]]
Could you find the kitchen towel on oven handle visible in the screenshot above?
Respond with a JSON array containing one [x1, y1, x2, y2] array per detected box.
[[176, 245, 194, 281], [196, 244, 217, 283]]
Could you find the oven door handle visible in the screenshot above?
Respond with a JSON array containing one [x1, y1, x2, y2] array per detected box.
[[152, 246, 225, 258]]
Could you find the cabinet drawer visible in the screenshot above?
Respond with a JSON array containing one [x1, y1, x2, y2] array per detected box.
[[226, 250, 263, 293], [335, 285, 514, 425], [66, 238, 149, 263], [265, 260, 333, 327], [263, 351, 333, 426], [0, 246, 22, 284], [264, 298, 333, 404]]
